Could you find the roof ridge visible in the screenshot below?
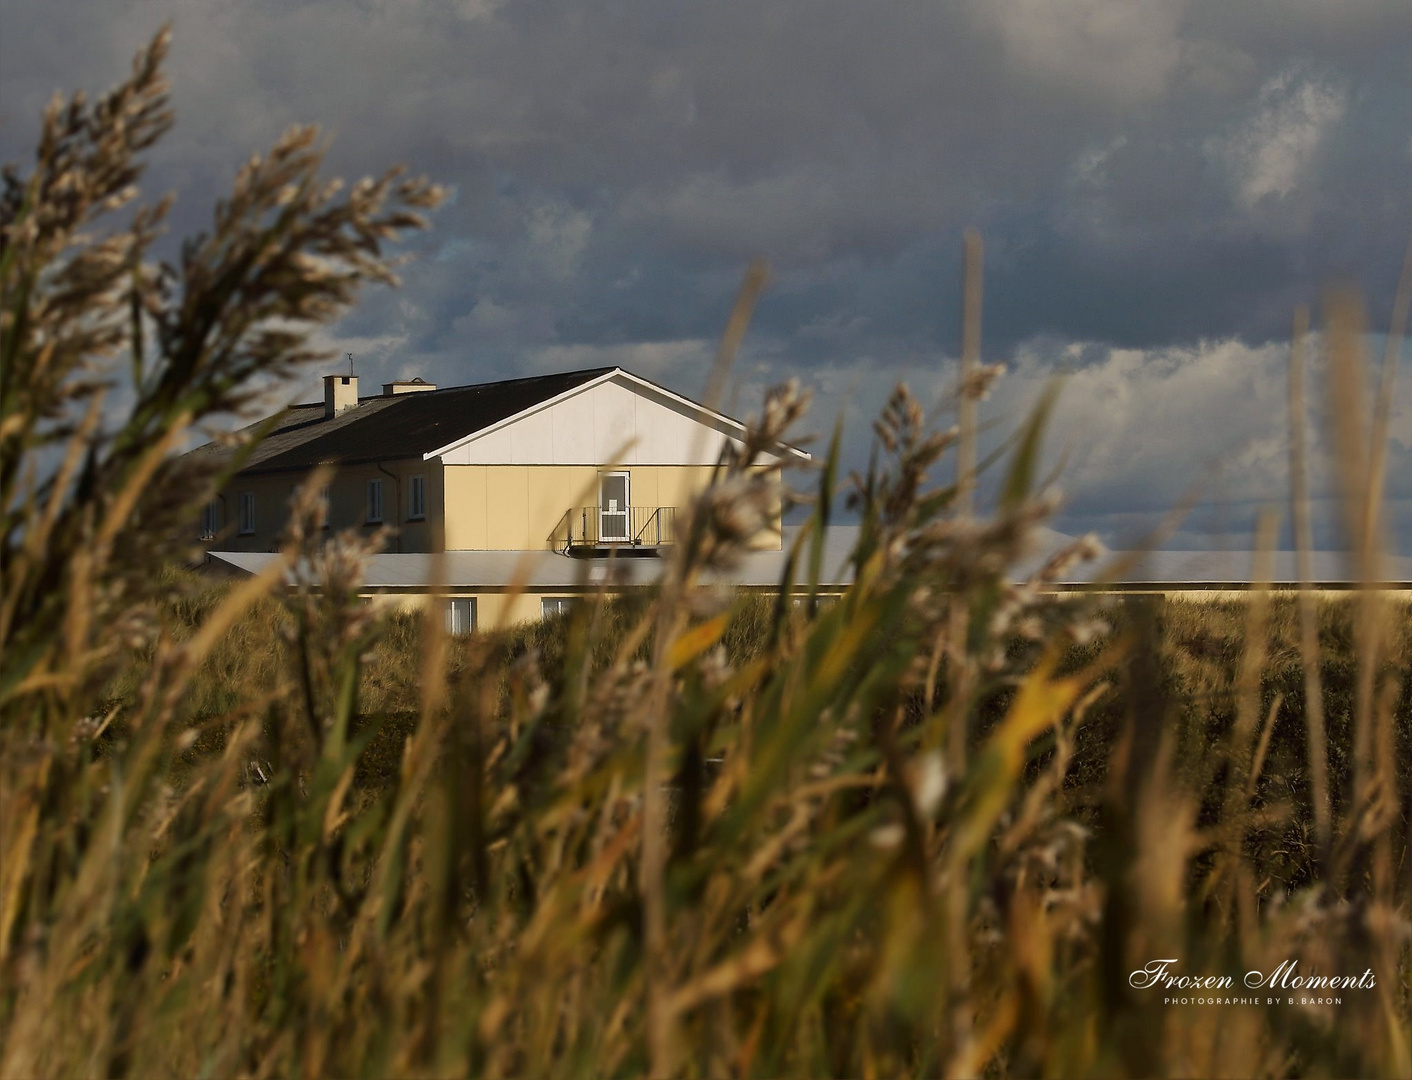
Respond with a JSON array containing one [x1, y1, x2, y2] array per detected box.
[[368, 365, 619, 400], [290, 365, 620, 409]]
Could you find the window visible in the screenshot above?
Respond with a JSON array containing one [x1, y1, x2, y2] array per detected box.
[[541, 597, 579, 618], [409, 474, 426, 520], [445, 598, 476, 635], [791, 594, 840, 613], [238, 492, 255, 535], [366, 479, 383, 523], [200, 500, 219, 539], [284, 483, 331, 531]]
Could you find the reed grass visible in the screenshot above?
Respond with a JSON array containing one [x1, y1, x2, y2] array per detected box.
[[3, 31, 1410, 1078]]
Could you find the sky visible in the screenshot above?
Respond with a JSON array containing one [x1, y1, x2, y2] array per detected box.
[[3, 0, 1409, 552]]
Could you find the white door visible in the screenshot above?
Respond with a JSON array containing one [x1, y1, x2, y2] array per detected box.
[[599, 472, 629, 542]]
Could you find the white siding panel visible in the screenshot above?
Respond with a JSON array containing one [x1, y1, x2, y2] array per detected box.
[[437, 372, 769, 466], [635, 394, 731, 462], [590, 382, 640, 464], [506, 406, 556, 463], [550, 392, 598, 462]]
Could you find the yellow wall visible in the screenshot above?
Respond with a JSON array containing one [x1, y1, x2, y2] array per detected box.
[[209, 458, 442, 553], [360, 584, 847, 629], [200, 473, 290, 553], [440, 463, 783, 551], [359, 590, 586, 629], [209, 460, 785, 555], [477, 591, 550, 628]]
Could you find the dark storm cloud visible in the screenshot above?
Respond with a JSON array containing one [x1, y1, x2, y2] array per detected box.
[[3, 0, 1409, 547]]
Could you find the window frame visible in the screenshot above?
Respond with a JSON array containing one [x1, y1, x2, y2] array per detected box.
[[237, 491, 255, 536], [445, 597, 477, 636], [366, 478, 383, 524], [541, 596, 579, 618], [408, 474, 426, 521], [598, 470, 631, 543], [200, 499, 219, 539]]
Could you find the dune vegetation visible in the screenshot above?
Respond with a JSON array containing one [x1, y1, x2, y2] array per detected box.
[[3, 31, 1409, 1078]]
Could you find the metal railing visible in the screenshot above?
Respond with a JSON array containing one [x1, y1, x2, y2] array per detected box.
[[557, 505, 678, 550]]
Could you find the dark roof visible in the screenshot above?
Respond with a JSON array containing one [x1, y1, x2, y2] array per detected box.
[[193, 368, 614, 474]]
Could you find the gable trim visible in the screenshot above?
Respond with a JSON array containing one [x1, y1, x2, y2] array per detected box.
[[423, 367, 810, 463]]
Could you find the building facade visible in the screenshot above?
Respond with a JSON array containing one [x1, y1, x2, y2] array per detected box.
[[196, 367, 807, 626]]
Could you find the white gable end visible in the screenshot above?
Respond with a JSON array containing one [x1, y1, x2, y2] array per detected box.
[[434, 372, 774, 466]]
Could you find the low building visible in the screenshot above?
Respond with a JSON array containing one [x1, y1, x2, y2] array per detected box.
[[195, 367, 1411, 628], [194, 366, 809, 626], [207, 523, 1412, 633]]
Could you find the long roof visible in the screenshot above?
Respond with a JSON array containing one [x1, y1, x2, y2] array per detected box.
[[193, 368, 613, 474], [206, 526, 1412, 591]]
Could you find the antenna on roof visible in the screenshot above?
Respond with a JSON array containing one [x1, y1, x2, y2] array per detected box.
[[347, 352, 355, 378]]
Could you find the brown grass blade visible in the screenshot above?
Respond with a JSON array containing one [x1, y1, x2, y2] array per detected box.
[[957, 228, 982, 516], [1287, 305, 1331, 856]]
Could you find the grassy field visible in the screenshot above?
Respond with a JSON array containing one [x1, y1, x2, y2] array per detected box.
[[8, 563, 1410, 1078], [3, 31, 1410, 1078]]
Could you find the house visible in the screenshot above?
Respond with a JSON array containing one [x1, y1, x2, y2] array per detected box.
[[195, 366, 810, 627]]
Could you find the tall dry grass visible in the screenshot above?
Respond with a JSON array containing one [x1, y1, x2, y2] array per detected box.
[[3, 31, 1411, 1079]]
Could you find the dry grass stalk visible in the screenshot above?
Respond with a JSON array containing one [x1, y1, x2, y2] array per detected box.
[[1287, 304, 1332, 856], [643, 257, 772, 1076], [956, 227, 982, 516], [3, 31, 1410, 1080], [1364, 233, 1411, 569]]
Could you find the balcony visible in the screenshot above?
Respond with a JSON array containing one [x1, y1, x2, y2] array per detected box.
[[556, 505, 678, 554]]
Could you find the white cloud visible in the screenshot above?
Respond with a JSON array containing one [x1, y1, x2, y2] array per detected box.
[[455, 298, 521, 335], [1210, 70, 1348, 206], [1069, 137, 1128, 188], [975, 333, 1410, 545], [993, 337, 1290, 507], [972, 0, 1189, 103]]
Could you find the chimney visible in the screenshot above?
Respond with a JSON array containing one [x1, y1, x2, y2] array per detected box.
[[324, 374, 359, 418], [382, 377, 437, 396]]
